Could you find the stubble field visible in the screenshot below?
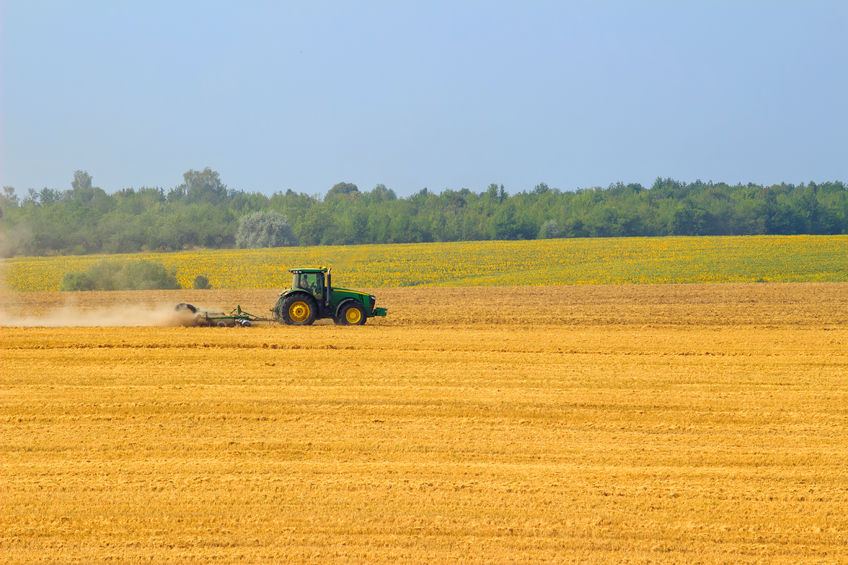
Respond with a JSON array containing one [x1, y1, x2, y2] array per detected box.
[[2, 283, 848, 562]]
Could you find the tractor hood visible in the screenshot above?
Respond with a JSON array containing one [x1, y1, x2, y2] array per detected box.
[[331, 287, 376, 309], [331, 287, 369, 298]]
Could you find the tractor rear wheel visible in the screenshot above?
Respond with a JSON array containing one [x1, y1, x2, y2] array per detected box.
[[338, 302, 367, 325], [281, 294, 317, 326]]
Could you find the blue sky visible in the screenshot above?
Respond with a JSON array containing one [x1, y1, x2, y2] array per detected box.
[[1, 1, 845, 195]]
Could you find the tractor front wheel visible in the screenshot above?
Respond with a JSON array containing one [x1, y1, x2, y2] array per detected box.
[[337, 302, 367, 326], [281, 295, 317, 326]]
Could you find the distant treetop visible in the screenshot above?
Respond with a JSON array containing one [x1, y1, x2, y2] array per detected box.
[[0, 169, 845, 257]]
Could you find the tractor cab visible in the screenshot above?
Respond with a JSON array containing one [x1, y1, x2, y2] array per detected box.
[[291, 268, 327, 302]]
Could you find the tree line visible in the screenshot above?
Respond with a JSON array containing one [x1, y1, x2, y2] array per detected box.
[[0, 168, 846, 256]]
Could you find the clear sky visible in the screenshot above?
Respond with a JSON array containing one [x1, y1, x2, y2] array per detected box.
[[1, 1, 845, 196]]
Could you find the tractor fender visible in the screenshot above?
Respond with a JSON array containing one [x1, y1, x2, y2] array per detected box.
[[334, 298, 363, 319], [278, 289, 314, 301]]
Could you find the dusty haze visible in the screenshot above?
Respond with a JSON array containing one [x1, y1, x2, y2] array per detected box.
[[0, 300, 192, 327]]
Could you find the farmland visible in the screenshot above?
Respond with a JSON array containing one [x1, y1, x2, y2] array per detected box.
[[3, 234, 848, 291], [2, 283, 848, 562]]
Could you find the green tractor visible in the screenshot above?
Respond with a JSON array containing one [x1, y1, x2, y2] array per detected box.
[[273, 267, 387, 325]]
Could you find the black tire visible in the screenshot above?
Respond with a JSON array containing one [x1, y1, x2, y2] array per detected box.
[[280, 294, 318, 326], [337, 302, 367, 326]]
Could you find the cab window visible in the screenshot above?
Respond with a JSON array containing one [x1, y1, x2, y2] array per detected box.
[[295, 273, 323, 297]]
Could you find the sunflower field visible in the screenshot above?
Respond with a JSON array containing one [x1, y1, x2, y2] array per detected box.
[[3, 234, 846, 291]]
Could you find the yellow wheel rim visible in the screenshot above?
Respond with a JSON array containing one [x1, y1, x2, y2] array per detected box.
[[345, 307, 362, 324], [288, 301, 311, 323]]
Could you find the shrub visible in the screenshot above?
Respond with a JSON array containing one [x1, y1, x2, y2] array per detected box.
[[60, 272, 96, 291], [60, 260, 181, 291], [193, 274, 212, 289]]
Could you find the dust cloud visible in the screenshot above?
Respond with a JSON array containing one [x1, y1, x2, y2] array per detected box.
[[0, 225, 195, 327], [0, 302, 193, 327]]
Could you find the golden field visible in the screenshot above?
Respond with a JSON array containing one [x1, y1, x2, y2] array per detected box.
[[2, 283, 848, 563], [3, 234, 847, 291]]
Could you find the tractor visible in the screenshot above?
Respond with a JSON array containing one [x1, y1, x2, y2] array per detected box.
[[174, 267, 387, 327], [273, 267, 387, 325]]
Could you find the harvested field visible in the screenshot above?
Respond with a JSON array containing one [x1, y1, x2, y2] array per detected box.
[[2, 284, 848, 562]]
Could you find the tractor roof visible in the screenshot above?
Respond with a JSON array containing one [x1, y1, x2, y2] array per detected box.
[[288, 267, 328, 274]]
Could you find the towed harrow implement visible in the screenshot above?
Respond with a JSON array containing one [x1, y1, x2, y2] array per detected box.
[[175, 303, 271, 327]]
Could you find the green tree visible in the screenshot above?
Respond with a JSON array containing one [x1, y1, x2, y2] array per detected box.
[[72, 170, 93, 191], [325, 182, 360, 202], [235, 211, 297, 248], [175, 168, 229, 203]]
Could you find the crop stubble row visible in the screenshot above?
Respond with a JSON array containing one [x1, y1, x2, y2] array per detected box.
[[1, 284, 847, 562]]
